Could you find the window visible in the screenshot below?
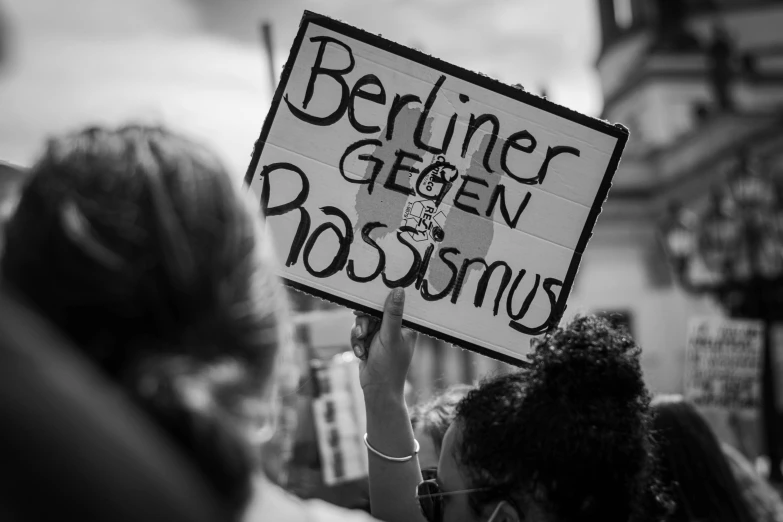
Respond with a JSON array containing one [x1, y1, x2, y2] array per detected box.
[[613, 0, 634, 29]]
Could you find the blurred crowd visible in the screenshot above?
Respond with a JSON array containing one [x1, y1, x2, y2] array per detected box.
[[0, 124, 782, 522]]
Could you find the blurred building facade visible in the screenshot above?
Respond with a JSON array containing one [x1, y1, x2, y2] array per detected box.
[[576, 0, 783, 398]]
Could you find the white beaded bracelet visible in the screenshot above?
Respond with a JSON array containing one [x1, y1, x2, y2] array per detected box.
[[364, 433, 420, 463]]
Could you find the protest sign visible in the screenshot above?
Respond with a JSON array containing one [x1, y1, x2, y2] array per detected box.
[[245, 11, 628, 363], [684, 317, 764, 409]]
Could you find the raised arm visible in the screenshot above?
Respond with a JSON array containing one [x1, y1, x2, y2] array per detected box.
[[351, 289, 426, 522]]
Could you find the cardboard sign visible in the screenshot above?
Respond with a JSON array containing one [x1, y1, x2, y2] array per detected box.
[[684, 317, 764, 409], [245, 12, 628, 363]]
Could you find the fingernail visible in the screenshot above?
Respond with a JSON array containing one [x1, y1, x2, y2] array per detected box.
[[355, 325, 364, 339], [392, 288, 405, 304], [353, 344, 365, 359]]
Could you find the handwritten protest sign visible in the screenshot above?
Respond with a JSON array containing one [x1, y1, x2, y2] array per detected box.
[[245, 11, 628, 363], [684, 317, 764, 409]]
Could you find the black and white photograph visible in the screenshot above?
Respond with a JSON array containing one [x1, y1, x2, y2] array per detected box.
[[2, 1, 783, 521]]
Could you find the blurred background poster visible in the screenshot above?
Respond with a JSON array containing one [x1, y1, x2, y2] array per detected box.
[[280, 306, 372, 509], [311, 354, 367, 486], [685, 317, 763, 410], [685, 316, 764, 462]]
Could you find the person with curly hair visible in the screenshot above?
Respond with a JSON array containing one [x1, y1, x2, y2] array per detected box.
[[350, 291, 662, 522], [1, 125, 378, 522], [651, 395, 775, 522]]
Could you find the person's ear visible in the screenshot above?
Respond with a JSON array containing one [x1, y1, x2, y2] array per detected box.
[[486, 500, 521, 522]]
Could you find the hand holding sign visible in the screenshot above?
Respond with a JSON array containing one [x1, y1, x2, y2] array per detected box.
[[351, 288, 417, 396]]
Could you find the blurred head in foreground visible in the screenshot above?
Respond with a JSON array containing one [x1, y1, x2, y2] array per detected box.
[[1, 124, 292, 519], [0, 162, 27, 253], [651, 395, 755, 522], [410, 384, 473, 472], [432, 316, 661, 522]]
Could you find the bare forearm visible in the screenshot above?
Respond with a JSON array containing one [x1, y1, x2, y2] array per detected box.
[[364, 390, 425, 522]]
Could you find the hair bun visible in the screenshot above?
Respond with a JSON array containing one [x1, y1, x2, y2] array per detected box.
[[521, 315, 654, 521], [526, 315, 646, 407], [455, 315, 657, 522]]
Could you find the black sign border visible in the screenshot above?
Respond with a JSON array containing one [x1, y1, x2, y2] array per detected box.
[[245, 11, 629, 367]]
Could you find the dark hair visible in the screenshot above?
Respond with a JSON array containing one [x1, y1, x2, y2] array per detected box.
[[1, 125, 290, 518], [651, 396, 755, 522], [455, 315, 659, 522], [2, 125, 287, 383], [410, 384, 473, 455]]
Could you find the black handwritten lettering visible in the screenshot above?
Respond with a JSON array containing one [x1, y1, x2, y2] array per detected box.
[[348, 74, 386, 134], [346, 222, 387, 283], [415, 161, 458, 206], [302, 206, 354, 278], [500, 130, 536, 184], [453, 175, 489, 216], [414, 75, 457, 155], [285, 208, 311, 268], [382, 226, 422, 288], [284, 36, 355, 126], [508, 278, 563, 335], [415, 244, 436, 290], [452, 259, 489, 302], [340, 139, 384, 194], [451, 258, 512, 317], [474, 262, 513, 316], [506, 271, 540, 320], [536, 146, 581, 185], [259, 162, 310, 217], [461, 114, 499, 173], [420, 247, 461, 301], [486, 186, 532, 229], [264, 55, 580, 343], [259, 162, 312, 268], [383, 150, 422, 196]]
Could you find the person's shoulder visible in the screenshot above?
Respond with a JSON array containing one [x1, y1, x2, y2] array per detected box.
[[245, 478, 378, 522]]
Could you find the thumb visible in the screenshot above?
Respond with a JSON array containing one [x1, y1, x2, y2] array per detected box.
[[379, 288, 405, 347]]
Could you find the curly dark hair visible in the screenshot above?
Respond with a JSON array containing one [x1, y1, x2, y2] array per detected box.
[[1, 125, 287, 386], [455, 315, 666, 522]]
